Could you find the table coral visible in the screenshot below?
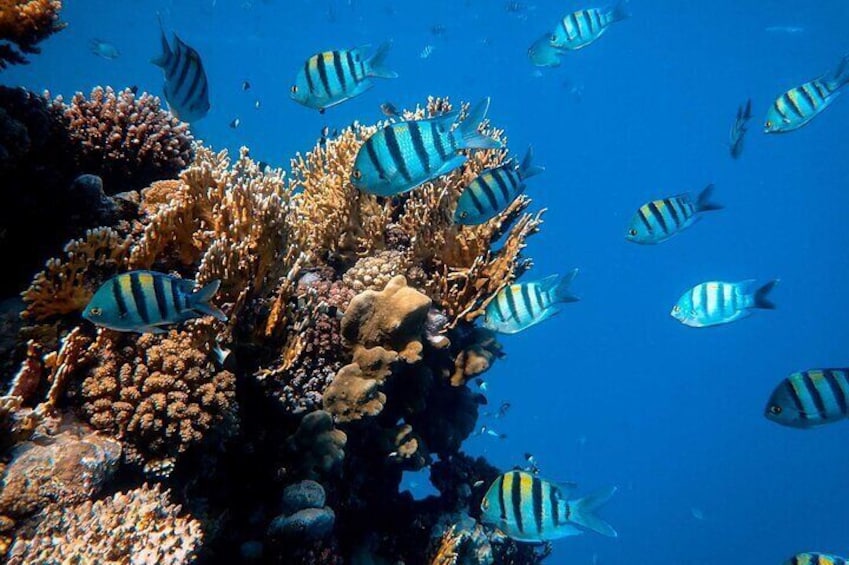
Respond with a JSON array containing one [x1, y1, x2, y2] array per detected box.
[[0, 0, 65, 69], [53, 86, 193, 193], [8, 483, 202, 565]]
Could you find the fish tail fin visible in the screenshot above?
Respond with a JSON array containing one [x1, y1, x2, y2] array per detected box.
[[753, 280, 779, 310], [544, 269, 580, 304], [609, 0, 631, 23], [151, 13, 171, 67], [743, 98, 752, 120], [366, 42, 399, 79], [567, 486, 618, 537], [455, 97, 502, 150], [190, 279, 228, 321], [827, 53, 849, 90], [695, 184, 723, 212], [519, 146, 545, 180]]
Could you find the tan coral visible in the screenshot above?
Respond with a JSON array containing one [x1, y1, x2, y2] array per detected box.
[[322, 347, 396, 423], [8, 483, 202, 565], [20, 227, 131, 321], [286, 410, 346, 480], [0, 0, 65, 68], [450, 328, 503, 387]]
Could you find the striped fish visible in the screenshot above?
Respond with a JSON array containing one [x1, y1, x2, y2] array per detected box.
[[483, 270, 579, 335], [480, 470, 618, 542], [151, 21, 210, 123], [626, 184, 722, 244], [765, 369, 849, 429], [550, 2, 629, 51], [455, 146, 544, 225], [352, 97, 502, 196], [784, 554, 849, 565], [765, 53, 849, 133], [729, 98, 752, 159], [290, 44, 397, 113], [82, 271, 226, 334], [670, 279, 778, 328]]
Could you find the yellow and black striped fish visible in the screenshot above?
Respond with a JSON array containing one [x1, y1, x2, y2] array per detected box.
[[82, 270, 226, 333], [151, 20, 210, 123], [480, 470, 617, 542], [626, 184, 722, 244], [765, 369, 849, 428], [765, 53, 849, 133], [483, 270, 579, 334], [290, 44, 398, 113], [785, 553, 848, 565]]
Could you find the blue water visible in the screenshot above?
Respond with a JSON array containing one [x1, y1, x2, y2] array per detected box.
[[6, 1, 849, 563]]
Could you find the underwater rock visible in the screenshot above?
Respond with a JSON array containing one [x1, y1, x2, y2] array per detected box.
[[281, 480, 326, 515], [68, 173, 119, 224], [0, 423, 121, 518], [268, 506, 335, 540], [286, 410, 346, 480]]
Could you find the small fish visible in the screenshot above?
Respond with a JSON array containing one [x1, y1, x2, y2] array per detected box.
[[129, 85, 139, 95], [475, 425, 507, 439], [242, 80, 251, 90], [290, 44, 398, 113], [380, 101, 399, 117], [524, 452, 539, 474], [420, 44, 434, 59], [483, 270, 579, 334], [212, 342, 235, 370], [784, 554, 848, 565], [690, 507, 705, 521], [671, 280, 778, 328], [498, 402, 511, 418], [151, 19, 210, 122], [455, 146, 544, 225], [480, 470, 617, 542], [475, 377, 488, 391], [89, 39, 120, 60], [765, 369, 849, 428], [229, 117, 240, 129], [625, 184, 722, 244], [473, 480, 485, 488], [765, 53, 849, 133], [83, 271, 226, 333], [430, 24, 447, 36], [528, 33, 566, 67], [765, 25, 806, 34], [255, 99, 261, 109], [729, 99, 752, 159], [352, 97, 501, 196], [550, 2, 630, 51]]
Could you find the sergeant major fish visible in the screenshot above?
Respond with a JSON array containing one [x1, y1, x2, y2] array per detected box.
[[729, 99, 752, 159], [528, 33, 566, 67], [765, 369, 849, 428], [483, 270, 579, 334], [83, 270, 226, 334], [480, 470, 617, 542], [151, 20, 210, 122], [626, 184, 722, 244], [351, 97, 501, 196], [290, 44, 398, 113], [671, 279, 778, 328], [455, 146, 544, 225], [765, 53, 849, 133], [784, 554, 849, 565], [550, 1, 629, 51]]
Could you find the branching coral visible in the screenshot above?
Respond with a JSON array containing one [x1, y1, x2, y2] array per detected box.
[[53, 86, 193, 193], [72, 325, 236, 473], [0, 0, 65, 69], [8, 483, 202, 565]]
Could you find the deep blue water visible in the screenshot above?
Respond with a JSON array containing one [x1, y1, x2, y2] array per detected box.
[[6, 1, 849, 563]]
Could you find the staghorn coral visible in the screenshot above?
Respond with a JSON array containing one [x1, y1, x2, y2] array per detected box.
[[0, 0, 65, 69], [54, 86, 193, 193], [8, 483, 202, 565], [73, 325, 236, 473], [21, 227, 131, 321]]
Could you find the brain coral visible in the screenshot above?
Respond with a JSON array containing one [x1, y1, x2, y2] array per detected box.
[[72, 326, 237, 473]]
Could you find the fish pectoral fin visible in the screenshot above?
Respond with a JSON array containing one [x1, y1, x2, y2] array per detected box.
[[432, 155, 468, 177]]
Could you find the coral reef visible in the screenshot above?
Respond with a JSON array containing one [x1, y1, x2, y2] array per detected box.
[[0, 0, 65, 69], [7, 483, 202, 564]]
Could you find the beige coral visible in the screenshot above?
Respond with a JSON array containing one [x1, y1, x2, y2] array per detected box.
[[8, 483, 202, 565], [0, 0, 65, 68]]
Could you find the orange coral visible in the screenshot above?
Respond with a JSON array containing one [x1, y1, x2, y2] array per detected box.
[[0, 0, 65, 69]]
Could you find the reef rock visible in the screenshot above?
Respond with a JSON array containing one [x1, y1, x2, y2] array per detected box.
[[286, 410, 346, 480], [268, 507, 335, 540]]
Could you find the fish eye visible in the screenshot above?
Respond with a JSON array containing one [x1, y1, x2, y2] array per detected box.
[[765, 120, 772, 128], [89, 307, 102, 317], [769, 405, 782, 415], [352, 169, 362, 180], [628, 228, 637, 236], [460, 211, 468, 219], [481, 498, 489, 509], [672, 305, 681, 313], [290, 85, 298, 94]]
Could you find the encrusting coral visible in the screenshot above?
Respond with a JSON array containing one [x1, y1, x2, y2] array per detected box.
[[0, 0, 65, 69], [7, 483, 203, 565]]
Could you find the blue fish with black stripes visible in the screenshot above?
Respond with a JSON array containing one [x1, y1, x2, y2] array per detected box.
[[483, 270, 579, 334], [455, 146, 544, 225], [765, 53, 849, 133], [784, 553, 849, 565], [351, 98, 502, 196], [550, 2, 629, 51], [671, 279, 778, 328], [765, 369, 849, 429], [480, 470, 618, 542], [83, 271, 226, 334], [151, 20, 210, 123], [626, 184, 722, 244], [290, 44, 397, 113]]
